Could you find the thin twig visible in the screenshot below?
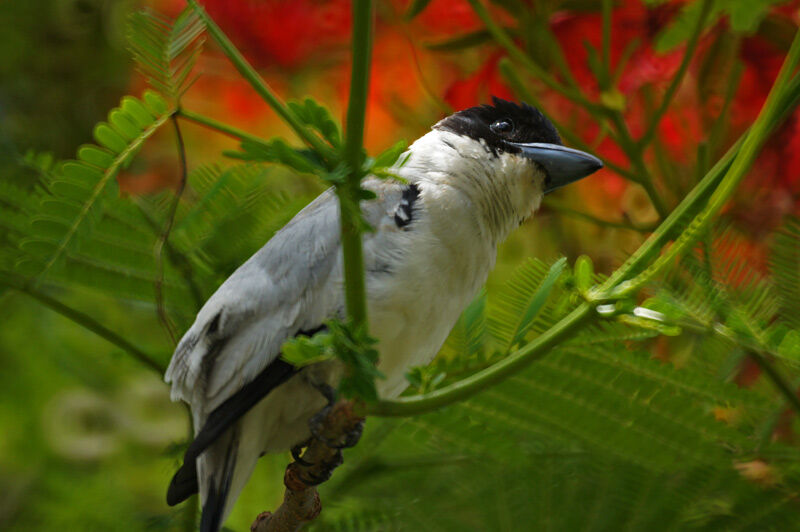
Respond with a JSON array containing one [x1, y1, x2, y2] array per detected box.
[[637, 0, 714, 149], [186, 0, 337, 163], [4, 280, 166, 374], [749, 351, 800, 417], [601, 0, 612, 78], [498, 59, 639, 182], [252, 401, 365, 532], [607, 111, 669, 219], [465, 0, 604, 114], [177, 108, 274, 150], [153, 114, 190, 345], [132, 199, 206, 312], [371, 32, 800, 418]]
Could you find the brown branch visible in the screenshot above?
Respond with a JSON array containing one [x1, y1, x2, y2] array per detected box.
[[251, 400, 365, 532]]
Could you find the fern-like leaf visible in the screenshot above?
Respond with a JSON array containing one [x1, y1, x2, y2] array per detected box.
[[437, 290, 487, 370], [17, 91, 172, 281], [770, 216, 800, 330], [488, 257, 570, 353], [127, 7, 205, 101]]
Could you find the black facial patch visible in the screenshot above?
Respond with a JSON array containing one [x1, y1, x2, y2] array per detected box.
[[434, 97, 561, 156]]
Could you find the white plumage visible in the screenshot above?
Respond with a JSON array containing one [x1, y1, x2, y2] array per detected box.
[[164, 99, 601, 531]]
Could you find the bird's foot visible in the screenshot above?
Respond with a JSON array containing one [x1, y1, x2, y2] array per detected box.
[[308, 384, 364, 449], [291, 443, 313, 467], [309, 406, 364, 449], [297, 450, 344, 486], [285, 450, 343, 489]]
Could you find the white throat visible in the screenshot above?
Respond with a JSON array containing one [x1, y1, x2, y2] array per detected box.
[[397, 129, 545, 245]]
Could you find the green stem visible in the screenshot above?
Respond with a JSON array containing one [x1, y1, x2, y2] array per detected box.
[[186, 0, 336, 163], [340, 0, 373, 326], [598, 69, 800, 297], [177, 108, 273, 150], [751, 353, 800, 417], [368, 304, 594, 416], [130, 199, 205, 312], [608, 37, 800, 298], [371, 31, 800, 418], [499, 59, 639, 182], [5, 281, 166, 375], [607, 112, 669, 219], [638, 0, 713, 150], [666, 316, 800, 418], [601, 0, 612, 83]]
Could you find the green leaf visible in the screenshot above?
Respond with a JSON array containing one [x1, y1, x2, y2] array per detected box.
[[225, 138, 325, 175], [777, 329, 800, 361], [281, 330, 335, 367], [404, 0, 433, 20], [143, 90, 169, 115], [329, 320, 384, 402], [574, 254, 594, 293], [77, 146, 114, 169], [489, 258, 571, 353], [655, 0, 784, 52], [127, 6, 205, 101], [287, 97, 342, 148], [424, 29, 494, 52], [93, 124, 128, 154], [11, 93, 172, 281], [371, 140, 408, 170], [509, 258, 567, 349], [770, 216, 800, 330], [433, 290, 488, 376], [655, 0, 717, 52]]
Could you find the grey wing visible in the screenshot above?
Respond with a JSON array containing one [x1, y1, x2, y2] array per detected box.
[[164, 180, 408, 421], [163, 179, 413, 518], [165, 188, 344, 421]]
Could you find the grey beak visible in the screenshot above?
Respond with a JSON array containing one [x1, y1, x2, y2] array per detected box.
[[508, 142, 603, 194]]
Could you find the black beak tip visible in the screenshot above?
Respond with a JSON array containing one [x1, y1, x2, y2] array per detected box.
[[511, 142, 604, 194]]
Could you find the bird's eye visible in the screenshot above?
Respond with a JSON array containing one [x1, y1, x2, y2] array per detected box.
[[490, 119, 514, 135]]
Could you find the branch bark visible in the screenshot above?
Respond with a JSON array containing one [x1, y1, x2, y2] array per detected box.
[[251, 400, 365, 532]]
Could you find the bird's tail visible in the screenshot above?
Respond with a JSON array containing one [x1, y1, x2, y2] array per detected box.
[[198, 428, 240, 532]]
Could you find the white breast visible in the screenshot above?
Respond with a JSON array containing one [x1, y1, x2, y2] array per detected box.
[[366, 180, 496, 398]]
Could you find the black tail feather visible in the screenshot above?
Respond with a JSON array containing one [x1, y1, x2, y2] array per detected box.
[[199, 475, 224, 532], [166, 358, 299, 505], [199, 430, 239, 532], [167, 461, 198, 506]]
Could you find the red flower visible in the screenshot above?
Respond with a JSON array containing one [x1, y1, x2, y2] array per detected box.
[[397, 0, 483, 38], [444, 53, 513, 110], [200, 0, 352, 68]]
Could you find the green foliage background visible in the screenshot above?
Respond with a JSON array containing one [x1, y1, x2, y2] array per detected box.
[[2, 1, 800, 531]]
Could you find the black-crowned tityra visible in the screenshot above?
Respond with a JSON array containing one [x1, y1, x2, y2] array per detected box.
[[164, 97, 603, 531]]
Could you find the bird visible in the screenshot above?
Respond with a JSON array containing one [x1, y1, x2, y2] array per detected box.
[[164, 97, 603, 531]]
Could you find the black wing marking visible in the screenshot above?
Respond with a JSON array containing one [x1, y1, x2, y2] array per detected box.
[[166, 325, 326, 506], [393, 183, 420, 229]]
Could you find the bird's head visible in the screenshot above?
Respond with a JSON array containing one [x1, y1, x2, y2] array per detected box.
[[434, 97, 603, 194], [405, 97, 603, 241]]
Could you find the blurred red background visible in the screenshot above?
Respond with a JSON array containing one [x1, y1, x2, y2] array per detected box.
[[136, 0, 799, 235]]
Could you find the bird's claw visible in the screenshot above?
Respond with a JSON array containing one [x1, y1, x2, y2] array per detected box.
[[291, 444, 313, 467], [296, 450, 343, 486], [308, 409, 364, 449]]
